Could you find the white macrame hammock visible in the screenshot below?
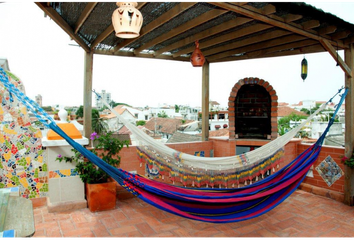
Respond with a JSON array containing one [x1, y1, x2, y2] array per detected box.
[[97, 92, 327, 174]]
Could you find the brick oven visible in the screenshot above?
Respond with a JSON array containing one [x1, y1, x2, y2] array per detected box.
[[228, 77, 278, 140]]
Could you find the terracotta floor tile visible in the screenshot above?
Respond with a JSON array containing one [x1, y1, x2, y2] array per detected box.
[[321, 230, 347, 237], [110, 225, 137, 236], [135, 222, 156, 236], [100, 217, 121, 229], [32, 190, 354, 238], [92, 226, 112, 237]]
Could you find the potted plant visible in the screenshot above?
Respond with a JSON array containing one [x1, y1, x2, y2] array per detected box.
[[56, 131, 129, 212]]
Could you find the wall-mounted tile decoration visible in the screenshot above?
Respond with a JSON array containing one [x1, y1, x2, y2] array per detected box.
[[0, 71, 48, 198], [316, 155, 343, 187]]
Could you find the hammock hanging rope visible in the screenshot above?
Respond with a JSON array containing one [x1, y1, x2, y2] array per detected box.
[[0, 67, 348, 223]]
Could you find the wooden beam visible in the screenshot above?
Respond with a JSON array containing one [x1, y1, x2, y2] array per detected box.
[[247, 39, 317, 58], [284, 14, 302, 23], [242, 3, 276, 15], [113, 2, 197, 53], [212, 44, 325, 63], [74, 2, 97, 34], [344, 35, 354, 45], [91, 25, 114, 50], [83, 51, 93, 139], [205, 30, 293, 61], [210, 2, 348, 49], [201, 61, 210, 141], [318, 25, 337, 35], [135, 8, 227, 54], [331, 30, 351, 40], [93, 48, 189, 62], [301, 20, 320, 30], [35, 3, 90, 52], [209, 35, 310, 61], [173, 23, 273, 58], [320, 39, 353, 77], [344, 43, 354, 206], [154, 17, 253, 56]]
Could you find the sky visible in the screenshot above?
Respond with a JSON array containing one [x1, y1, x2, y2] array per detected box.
[[1, 1, 354, 109]]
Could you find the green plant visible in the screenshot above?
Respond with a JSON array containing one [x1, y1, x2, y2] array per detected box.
[[341, 152, 354, 168], [136, 120, 146, 126], [56, 132, 129, 183], [157, 110, 168, 118]]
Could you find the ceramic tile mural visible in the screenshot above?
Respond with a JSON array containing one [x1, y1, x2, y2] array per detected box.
[[0, 71, 48, 198], [315, 155, 344, 187]]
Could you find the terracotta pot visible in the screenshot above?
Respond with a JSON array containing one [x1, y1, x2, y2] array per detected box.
[[86, 181, 117, 212], [190, 40, 205, 67]]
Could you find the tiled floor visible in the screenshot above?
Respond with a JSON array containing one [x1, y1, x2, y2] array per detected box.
[[33, 190, 354, 237]]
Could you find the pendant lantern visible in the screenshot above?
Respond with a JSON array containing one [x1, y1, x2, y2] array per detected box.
[[190, 40, 205, 67], [112, 2, 143, 39], [301, 57, 308, 81]]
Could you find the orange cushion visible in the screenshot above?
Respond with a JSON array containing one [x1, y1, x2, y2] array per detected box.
[[47, 123, 82, 140]]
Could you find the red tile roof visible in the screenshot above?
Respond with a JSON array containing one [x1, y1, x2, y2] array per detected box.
[[278, 106, 308, 117]]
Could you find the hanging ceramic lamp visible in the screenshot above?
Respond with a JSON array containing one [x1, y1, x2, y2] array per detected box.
[[112, 2, 143, 39], [301, 57, 308, 81], [190, 40, 205, 67]]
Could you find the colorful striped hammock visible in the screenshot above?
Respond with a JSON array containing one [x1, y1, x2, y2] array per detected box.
[[0, 67, 347, 223]]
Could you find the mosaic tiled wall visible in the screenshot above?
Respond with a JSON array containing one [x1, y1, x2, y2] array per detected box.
[[0, 71, 48, 198]]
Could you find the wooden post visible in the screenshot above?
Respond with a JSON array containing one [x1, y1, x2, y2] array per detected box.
[[83, 51, 93, 140], [344, 43, 354, 206], [201, 61, 210, 141]]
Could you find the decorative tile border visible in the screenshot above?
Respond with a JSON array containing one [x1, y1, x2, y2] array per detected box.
[[48, 169, 79, 179]]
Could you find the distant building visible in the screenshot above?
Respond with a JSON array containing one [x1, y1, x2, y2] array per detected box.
[[95, 90, 111, 109], [35, 94, 42, 107]]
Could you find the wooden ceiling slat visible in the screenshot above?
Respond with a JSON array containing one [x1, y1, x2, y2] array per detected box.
[[94, 48, 188, 62], [134, 8, 227, 54], [35, 2, 90, 52], [205, 29, 292, 59], [318, 25, 337, 35], [172, 23, 274, 58], [246, 39, 318, 58], [213, 43, 325, 63], [74, 2, 97, 34], [91, 25, 114, 50], [210, 2, 347, 49], [284, 14, 303, 23], [301, 20, 320, 30], [331, 30, 351, 40], [113, 2, 196, 53], [207, 33, 306, 61], [154, 17, 253, 56]]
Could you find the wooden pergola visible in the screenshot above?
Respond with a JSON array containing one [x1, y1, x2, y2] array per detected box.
[[36, 2, 354, 205]]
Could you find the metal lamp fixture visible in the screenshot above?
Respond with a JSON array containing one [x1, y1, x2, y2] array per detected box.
[[112, 2, 143, 39], [301, 57, 308, 81], [190, 40, 205, 67]]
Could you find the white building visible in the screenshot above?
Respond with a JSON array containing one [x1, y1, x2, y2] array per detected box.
[[95, 90, 111, 109], [35, 94, 42, 107], [103, 105, 137, 131]]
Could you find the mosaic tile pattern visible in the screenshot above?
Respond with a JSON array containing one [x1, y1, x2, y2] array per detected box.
[[48, 169, 79, 178], [0, 71, 48, 198], [316, 155, 344, 187]]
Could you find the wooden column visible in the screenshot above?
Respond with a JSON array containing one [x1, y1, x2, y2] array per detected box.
[[344, 43, 354, 205], [201, 61, 210, 141], [83, 51, 93, 139]]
